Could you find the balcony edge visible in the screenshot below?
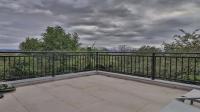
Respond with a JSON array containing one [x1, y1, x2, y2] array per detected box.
[[97, 71, 200, 91]]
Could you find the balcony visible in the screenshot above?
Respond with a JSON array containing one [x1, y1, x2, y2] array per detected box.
[[0, 51, 200, 112], [0, 74, 187, 112]]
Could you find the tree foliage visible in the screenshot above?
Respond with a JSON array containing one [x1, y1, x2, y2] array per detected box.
[[19, 37, 42, 51], [163, 29, 200, 52], [20, 26, 81, 51], [137, 45, 161, 52]]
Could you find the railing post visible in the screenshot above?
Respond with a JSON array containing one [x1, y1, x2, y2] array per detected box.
[[52, 53, 55, 77], [96, 52, 99, 71], [151, 53, 156, 80]]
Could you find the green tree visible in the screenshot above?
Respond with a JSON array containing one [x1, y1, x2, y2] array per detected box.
[[19, 37, 42, 51], [42, 26, 81, 51], [163, 29, 200, 52], [20, 26, 81, 51], [70, 32, 81, 50]]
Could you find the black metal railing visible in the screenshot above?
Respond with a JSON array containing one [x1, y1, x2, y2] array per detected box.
[[0, 51, 200, 84], [0, 52, 96, 81], [98, 52, 200, 84]]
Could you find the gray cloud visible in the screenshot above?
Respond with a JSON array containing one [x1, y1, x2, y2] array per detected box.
[[0, 0, 200, 49]]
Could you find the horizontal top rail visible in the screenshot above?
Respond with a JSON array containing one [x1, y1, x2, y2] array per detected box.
[[2, 51, 200, 54]]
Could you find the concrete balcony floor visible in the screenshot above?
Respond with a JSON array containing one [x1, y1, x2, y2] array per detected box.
[[0, 75, 187, 112]]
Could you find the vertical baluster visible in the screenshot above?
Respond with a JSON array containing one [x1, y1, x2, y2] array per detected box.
[[131, 55, 132, 74], [175, 57, 178, 80], [181, 57, 184, 80], [159, 56, 161, 78], [187, 58, 190, 81], [8, 57, 11, 79], [52, 53, 55, 77], [3, 56, 6, 81], [194, 58, 197, 82], [40, 55, 43, 76], [147, 56, 149, 77], [151, 53, 156, 80], [13, 56, 16, 79], [138, 56, 140, 74], [28, 55, 31, 77], [18, 56, 21, 80], [169, 57, 172, 80], [134, 56, 137, 74], [23, 56, 26, 78], [142, 56, 144, 75]]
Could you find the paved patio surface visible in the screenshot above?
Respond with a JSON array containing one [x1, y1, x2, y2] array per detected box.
[[0, 75, 187, 112]]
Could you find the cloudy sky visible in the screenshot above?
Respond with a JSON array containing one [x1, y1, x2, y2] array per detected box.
[[0, 0, 200, 49]]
